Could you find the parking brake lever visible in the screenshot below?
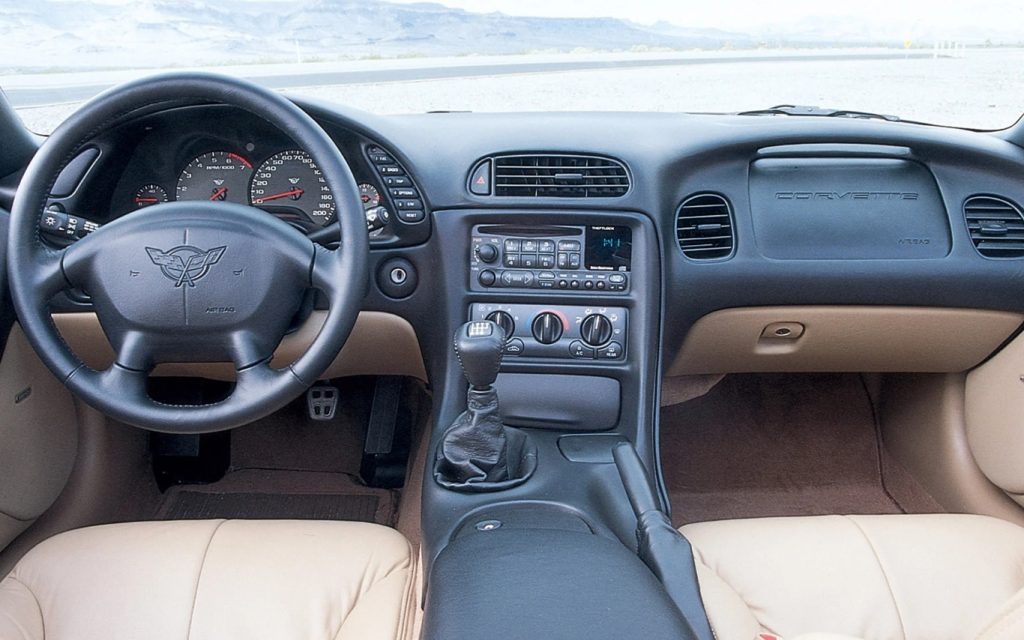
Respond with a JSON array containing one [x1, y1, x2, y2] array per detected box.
[[613, 442, 715, 640]]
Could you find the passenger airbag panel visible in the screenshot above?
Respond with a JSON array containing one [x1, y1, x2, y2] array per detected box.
[[748, 158, 950, 259]]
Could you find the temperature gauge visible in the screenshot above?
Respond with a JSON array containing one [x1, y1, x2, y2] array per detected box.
[[359, 183, 381, 209], [133, 184, 168, 208]]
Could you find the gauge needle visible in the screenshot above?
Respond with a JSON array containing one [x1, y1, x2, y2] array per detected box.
[[254, 188, 304, 204], [209, 187, 228, 201], [134, 197, 159, 204]]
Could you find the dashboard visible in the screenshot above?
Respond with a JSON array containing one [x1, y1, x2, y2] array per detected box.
[[14, 97, 1024, 377]]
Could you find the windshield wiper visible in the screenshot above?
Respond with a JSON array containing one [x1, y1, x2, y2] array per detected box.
[[737, 104, 901, 122]]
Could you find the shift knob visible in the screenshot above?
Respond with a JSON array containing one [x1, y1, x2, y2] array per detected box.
[[454, 321, 506, 389]]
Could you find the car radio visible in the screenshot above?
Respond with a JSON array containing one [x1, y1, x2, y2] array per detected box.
[[469, 224, 631, 293]]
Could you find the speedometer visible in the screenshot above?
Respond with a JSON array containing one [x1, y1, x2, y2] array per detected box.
[[250, 150, 335, 227]]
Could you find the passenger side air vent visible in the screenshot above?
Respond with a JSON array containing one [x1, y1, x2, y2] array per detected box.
[[676, 193, 735, 259], [964, 195, 1024, 258], [492, 154, 630, 198]]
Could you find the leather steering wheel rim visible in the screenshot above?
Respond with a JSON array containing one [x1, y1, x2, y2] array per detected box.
[[7, 72, 369, 433]]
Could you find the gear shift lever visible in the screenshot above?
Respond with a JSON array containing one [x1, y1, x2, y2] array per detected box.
[[453, 321, 505, 389], [435, 321, 537, 491]]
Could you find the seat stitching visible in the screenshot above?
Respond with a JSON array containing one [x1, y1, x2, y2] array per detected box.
[[330, 539, 415, 640], [184, 520, 228, 640], [974, 592, 1024, 640], [4, 577, 45, 640], [847, 516, 908, 640], [689, 541, 778, 638]]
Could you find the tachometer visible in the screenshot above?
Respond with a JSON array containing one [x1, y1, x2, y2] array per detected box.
[[176, 151, 252, 204], [250, 150, 335, 227]]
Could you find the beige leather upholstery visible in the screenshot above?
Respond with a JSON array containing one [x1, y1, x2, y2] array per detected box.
[[0, 519, 416, 640], [681, 514, 1024, 640]]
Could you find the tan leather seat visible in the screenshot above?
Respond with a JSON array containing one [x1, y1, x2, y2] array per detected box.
[[680, 514, 1024, 640], [0, 519, 416, 640]]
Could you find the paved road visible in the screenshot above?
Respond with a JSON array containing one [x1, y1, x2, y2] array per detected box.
[[5, 51, 936, 108]]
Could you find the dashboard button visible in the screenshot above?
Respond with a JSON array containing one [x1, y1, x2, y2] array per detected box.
[[538, 271, 555, 280], [395, 198, 422, 209], [583, 281, 594, 290], [521, 254, 539, 268], [568, 253, 581, 269], [378, 165, 404, 175], [558, 240, 581, 251], [504, 239, 521, 252], [569, 340, 595, 359], [557, 252, 569, 269], [569, 280, 580, 289], [504, 338, 525, 355], [478, 270, 496, 287], [476, 244, 498, 263], [596, 281, 606, 290], [521, 239, 539, 252], [539, 254, 555, 268], [608, 274, 626, 284], [383, 176, 411, 187], [504, 253, 521, 268], [369, 153, 393, 164], [558, 280, 568, 288], [397, 209, 425, 223], [469, 160, 492, 196], [539, 240, 555, 253], [390, 188, 417, 198], [598, 342, 624, 359]]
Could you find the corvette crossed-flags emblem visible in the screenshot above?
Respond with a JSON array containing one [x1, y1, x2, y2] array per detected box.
[[145, 245, 227, 288]]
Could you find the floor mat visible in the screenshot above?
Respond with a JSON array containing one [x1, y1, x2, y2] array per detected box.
[[162, 491, 380, 522], [156, 469, 397, 526], [661, 373, 943, 526]]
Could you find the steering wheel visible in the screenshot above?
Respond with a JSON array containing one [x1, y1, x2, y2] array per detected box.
[[7, 73, 369, 433]]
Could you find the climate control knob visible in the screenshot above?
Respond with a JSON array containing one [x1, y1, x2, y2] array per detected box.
[[486, 310, 516, 338], [531, 312, 564, 345], [580, 314, 613, 347]]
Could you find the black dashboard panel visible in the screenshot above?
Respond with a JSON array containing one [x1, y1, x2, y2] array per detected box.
[[748, 157, 950, 260]]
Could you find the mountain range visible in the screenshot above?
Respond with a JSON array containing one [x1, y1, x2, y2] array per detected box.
[[0, 0, 1017, 73]]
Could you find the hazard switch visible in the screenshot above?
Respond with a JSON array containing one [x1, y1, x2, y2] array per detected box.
[[469, 160, 492, 196]]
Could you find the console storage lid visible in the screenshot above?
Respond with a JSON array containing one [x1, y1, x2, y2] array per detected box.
[[423, 526, 698, 640]]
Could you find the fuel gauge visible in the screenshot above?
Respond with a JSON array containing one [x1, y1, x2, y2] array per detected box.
[[133, 184, 168, 208]]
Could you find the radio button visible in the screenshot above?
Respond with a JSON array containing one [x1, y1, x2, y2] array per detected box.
[[568, 253, 581, 269], [557, 252, 569, 269], [539, 240, 556, 253], [504, 239, 521, 252], [521, 239, 539, 252], [558, 240, 581, 251], [478, 270, 496, 287], [608, 274, 626, 284], [504, 254, 521, 268], [521, 254, 539, 268], [539, 254, 555, 269]]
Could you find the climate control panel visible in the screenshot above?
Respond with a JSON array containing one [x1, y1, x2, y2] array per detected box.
[[470, 303, 627, 361]]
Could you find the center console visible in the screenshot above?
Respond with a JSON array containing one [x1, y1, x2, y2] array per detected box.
[[421, 209, 702, 639]]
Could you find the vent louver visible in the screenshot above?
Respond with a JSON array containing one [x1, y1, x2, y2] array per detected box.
[[964, 195, 1024, 258], [492, 154, 630, 198], [676, 193, 735, 260]]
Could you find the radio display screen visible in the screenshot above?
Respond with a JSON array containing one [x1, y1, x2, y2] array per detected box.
[[585, 225, 632, 271]]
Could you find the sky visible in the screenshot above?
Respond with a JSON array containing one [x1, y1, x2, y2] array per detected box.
[[386, 0, 1024, 34]]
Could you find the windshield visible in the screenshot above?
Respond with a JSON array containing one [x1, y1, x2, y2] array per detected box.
[[3, 0, 1023, 133]]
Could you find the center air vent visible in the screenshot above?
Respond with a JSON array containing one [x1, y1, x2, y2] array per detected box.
[[492, 154, 630, 198], [676, 193, 735, 259], [964, 195, 1024, 258]]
